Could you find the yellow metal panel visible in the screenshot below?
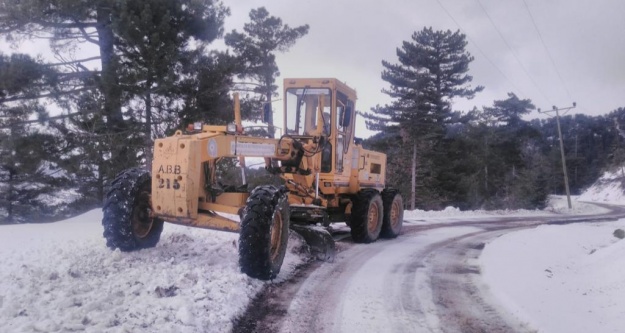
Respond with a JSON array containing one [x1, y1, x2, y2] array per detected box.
[[199, 202, 243, 215], [151, 136, 200, 220], [176, 139, 200, 219], [357, 148, 386, 189], [166, 213, 240, 233], [214, 192, 248, 207], [202, 125, 227, 133], [152, 136, 183, 218]]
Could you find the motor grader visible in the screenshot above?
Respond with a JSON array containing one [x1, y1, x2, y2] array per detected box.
[[102, 78, 403, 280]]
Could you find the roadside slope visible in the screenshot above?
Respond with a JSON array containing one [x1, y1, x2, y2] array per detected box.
[[480, 167, 625, 333]]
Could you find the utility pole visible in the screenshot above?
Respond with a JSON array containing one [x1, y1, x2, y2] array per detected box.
[[539, 103, 576, 209]]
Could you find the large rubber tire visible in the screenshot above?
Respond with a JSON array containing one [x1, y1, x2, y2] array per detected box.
[[380, 189, 404, 238], [102, 168, 164, 251], [349, 189, 383, 243], [239, 185, 290, 280]]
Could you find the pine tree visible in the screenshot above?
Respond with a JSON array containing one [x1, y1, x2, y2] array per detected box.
[[367, 27, 482, 209], [0, 104, 72, 223], [0, 0, 230, 203], [113, 0, 229, 166], [225, 7, 309, 133]]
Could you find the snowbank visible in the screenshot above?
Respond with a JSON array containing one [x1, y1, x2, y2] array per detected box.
[[403, 195, 609, 222], [0, 210, 309, 333], [578, 169, 625, 205], [479, 167, 625, 333], [480, 220, 625, 333]]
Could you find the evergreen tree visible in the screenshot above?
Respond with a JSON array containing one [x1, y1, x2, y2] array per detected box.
[[367, 27, 482, 209], [112, 0, 229, 165], [0, 0, 230, 203], [225, 7, 309, 132], [177, 51, 238, 127], [0, 105, 71, 223], [475, 94, 547, 208], [483, 93, 533, 127]]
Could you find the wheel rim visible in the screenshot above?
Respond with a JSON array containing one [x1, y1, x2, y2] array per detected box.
[[270, 210, 284, 262], [367, 201, 380, 234], [132, 191, 154, 238], [390, 198, 401, 229]]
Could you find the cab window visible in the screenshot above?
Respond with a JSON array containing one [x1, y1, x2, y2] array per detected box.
[[285, 88, 331, 136], [335, 92, 354, 172]]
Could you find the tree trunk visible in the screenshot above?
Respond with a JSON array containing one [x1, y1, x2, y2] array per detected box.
[[265, 91, 275, 137], [145, 88, 153, 169], [7, 169, 14, 223], [484, 165, 488, 192], [96, 4, 128, 178], [411, 141, 416, 210], [97, 147, 105, 202]]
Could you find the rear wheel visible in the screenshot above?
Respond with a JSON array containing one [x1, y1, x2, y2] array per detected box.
[[381, 190, 403, 238], [350, 189, 383, 243], [102, 168, 164, 251], [239, 185, 290, 280]]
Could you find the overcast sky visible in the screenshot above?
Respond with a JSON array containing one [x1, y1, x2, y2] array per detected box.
[[225, 0, 625, 134], [4, 0, 624, 137]]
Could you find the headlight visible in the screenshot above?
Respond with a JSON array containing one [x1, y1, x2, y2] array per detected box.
[[226, 123, 237, 133], [193, 122, 202, 131]]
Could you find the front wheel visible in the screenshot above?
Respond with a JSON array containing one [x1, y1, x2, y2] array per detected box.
[[349, 189, 383, 243], [239, 185, 290, 280], [102, 168, 164, 251]]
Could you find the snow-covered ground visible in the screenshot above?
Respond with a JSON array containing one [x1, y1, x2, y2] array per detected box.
[[0, 170, 624, 332], [480, 219, 625, 333], [0, 211, 309, 333], [478, 170, 625, 333], [578, 168, 625, 205]]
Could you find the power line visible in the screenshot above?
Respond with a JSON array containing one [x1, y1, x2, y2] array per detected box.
[[474, 0, 553, 105], [433, 0, 528, 99], [521, 0, 574, 102]]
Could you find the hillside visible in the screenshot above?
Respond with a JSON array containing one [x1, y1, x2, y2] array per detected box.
[[578, 168, 625, 205]]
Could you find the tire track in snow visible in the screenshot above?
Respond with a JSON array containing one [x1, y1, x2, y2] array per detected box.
[[234, 203, 625, 333]]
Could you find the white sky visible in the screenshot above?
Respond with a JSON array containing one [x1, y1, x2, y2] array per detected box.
[[224, 0, 625, 135], [4, 0, 624, 137]]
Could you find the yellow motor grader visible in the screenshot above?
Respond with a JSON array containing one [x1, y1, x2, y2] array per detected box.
[[102, 78, 403, 280]]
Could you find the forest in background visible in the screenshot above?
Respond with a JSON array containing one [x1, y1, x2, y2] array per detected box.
[[0, 0, 623, 223]]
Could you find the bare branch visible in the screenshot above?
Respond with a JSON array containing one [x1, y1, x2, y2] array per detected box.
[[33, 20, 97, 30], [0, 88, 92, 103], [76, 25, 99, 45], [45, 56, 101, 67]]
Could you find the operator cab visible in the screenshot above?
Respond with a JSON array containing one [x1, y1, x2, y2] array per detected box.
[[283, 78, 356, 174]]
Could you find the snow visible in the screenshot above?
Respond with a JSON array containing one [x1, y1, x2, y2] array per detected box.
[[578, 168, 625, 205], [479, 169, 625, 333], [2, 165, 625, 332], [0, 210, 309, 333], [480, 221, 625, 333], [403, 194, 609, 222]]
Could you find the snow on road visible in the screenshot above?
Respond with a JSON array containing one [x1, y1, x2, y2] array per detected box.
[[278, 226, 485, 333]]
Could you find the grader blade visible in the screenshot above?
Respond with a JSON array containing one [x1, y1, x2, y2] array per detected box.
[[290, 224, 336, 262]]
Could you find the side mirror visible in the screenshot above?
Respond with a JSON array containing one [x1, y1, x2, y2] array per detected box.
[[340, 106, 352, 127]]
